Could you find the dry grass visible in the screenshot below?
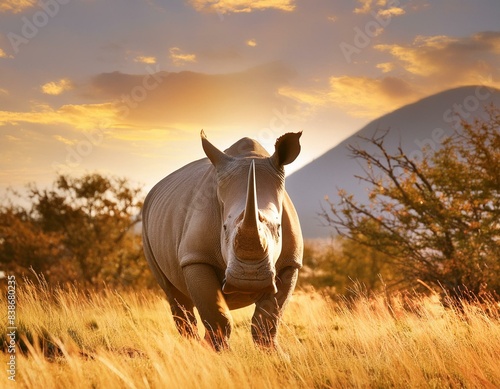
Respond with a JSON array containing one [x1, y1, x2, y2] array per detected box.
[[1, 279, 500, 388]]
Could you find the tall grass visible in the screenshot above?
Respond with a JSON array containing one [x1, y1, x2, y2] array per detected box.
[[1, 279, 499, 388]]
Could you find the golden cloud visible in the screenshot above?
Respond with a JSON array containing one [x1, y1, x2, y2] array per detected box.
[[169, 47, 197, 66], [246, 39, 257, 47], [134, 56, 157, 64], [277, 74, 422, 120], [375, 32, 500, 83], [378, 7, 405, 17], [327, 32, 500, 119], [375, 36, 452, 76], [354, 0, 372, 14], [0, 102, 118, 130], [83, 62, 298, 129], [0, 63, 298, 150], [41, 78, 73, 95], [0, 48, 13, 58], [109, 128, 182, 142], [376, 62, 395, 73], [354, 0, 406, 16], [189, 0, 295, 14], [53, 134, 76, 146], [328, 76, 419, 118], [0, 0, 37, 13], [278, 86, 329, 111]]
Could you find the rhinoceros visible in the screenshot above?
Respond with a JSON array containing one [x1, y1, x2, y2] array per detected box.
[[142, 131, 303, 350]]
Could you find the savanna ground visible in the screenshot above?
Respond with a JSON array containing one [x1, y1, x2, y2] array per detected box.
[[1, 277, 499, 389]]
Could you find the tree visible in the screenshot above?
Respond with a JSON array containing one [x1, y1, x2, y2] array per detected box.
[[0, 173, 154, 287], [321, 106, 500, 299]]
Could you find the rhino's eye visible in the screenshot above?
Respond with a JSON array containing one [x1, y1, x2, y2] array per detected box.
[[223, 224, 227, 232]]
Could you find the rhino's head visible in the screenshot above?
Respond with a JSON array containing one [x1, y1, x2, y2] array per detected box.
[[201, 131, 302, 295]]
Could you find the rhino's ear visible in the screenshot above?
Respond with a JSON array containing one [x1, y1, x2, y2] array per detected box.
[[201, 130, 232, 168], [271, 131, 302, 167]]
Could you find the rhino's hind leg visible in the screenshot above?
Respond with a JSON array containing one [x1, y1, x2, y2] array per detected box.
[[169, 291, 198, 339], [183, 264, 233, 351], [147, 260, 198, 338], [143, 240, 198, 338], [157, 275, 199, 339]]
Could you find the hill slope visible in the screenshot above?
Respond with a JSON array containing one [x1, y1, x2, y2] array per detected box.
[[286, 85, 500, 238]]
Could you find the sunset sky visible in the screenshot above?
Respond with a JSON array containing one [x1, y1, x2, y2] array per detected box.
[[1, 0, 499, 195]]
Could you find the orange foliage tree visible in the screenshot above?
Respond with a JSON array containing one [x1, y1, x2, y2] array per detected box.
[[0, 173, 154, 288]]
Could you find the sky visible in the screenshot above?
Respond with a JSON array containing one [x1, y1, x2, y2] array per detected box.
[[0, 0, 499, 195]]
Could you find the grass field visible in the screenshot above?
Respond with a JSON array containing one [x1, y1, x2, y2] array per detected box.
[[1, 278, 499, 388]]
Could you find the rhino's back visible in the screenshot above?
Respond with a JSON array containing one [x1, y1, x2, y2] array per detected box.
[[142, 157, 222, 293]]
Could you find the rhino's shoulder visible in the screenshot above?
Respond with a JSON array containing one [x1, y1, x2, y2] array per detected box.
[[144, 157, 214, 212]]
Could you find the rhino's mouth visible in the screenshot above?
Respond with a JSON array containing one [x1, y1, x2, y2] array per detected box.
[[222, 274, 277, 295]]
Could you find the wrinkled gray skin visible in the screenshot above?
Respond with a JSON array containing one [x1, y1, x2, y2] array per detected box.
[[142, 131, 303, 351]]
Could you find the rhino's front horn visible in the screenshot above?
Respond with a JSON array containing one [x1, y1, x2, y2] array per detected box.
[[235, 160, 267, 260], [242, 160, 258, 232]]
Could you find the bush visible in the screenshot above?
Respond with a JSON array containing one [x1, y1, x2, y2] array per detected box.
[[299, 237, 398, 297]]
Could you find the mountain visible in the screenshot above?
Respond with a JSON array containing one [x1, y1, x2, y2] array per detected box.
[[286, 86, 500, 238]]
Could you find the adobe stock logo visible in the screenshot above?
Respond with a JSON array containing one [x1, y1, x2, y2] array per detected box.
[[8, 0, 72, 55]]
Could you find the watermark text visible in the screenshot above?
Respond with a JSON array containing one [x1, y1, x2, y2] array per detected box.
[[6, 275, 17, 382]]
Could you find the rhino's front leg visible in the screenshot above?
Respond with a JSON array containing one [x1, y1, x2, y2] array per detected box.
[[183, 264, 233, 351], [252, 266, 298, 349]]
